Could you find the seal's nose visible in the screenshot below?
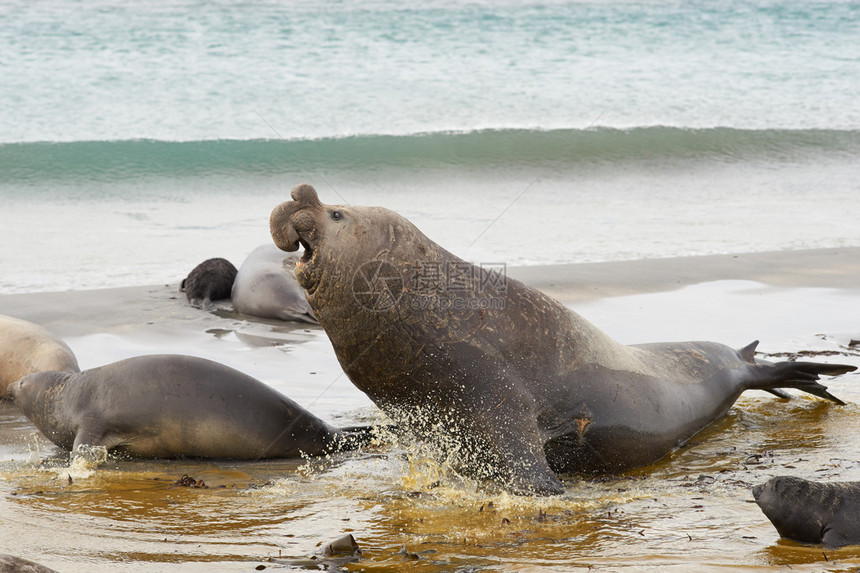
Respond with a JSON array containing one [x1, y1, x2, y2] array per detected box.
[[751, 484, 764, 500], [270, 183, 323, 252], [290, 183, 321, 205], [270, 203, 301, 252], [5, 378, 22, 401]]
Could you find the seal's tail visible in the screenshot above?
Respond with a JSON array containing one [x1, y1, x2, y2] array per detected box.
[[740, 340, 857, 405]]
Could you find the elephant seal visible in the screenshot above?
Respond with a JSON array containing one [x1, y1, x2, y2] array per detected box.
[[0, 554, 59, 573], [753, 476, 860, 547], [0, 314, 79, 399], [270, 184, 857, 495], [181, 257, 238, 309], [231, 244, 316, 323], [7, 354, 361, 459]]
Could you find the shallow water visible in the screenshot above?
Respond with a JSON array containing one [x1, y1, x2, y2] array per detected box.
[[1, 281, 859, 571], [5, 396, 860, 572]]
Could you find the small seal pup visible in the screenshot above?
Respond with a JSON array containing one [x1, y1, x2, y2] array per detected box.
[[0, 314, 79, 398], [753, 476, 860, 547], [181, 257, 238, 309], [231, 243, 316, 323], [269, 184, 856, 495], [8, 354, 364, 459]]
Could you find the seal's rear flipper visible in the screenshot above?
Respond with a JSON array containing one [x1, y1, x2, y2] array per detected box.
[[738, 340, 760, 363], [764, 388, 793, 400], [741, 342, 793, 400], [750, 360, 857, 405]]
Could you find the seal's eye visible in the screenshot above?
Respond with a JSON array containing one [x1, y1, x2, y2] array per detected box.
[[330, 210, 343, 221]]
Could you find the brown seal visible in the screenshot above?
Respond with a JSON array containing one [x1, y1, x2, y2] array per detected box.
[[0, 314, 79, 399], [270, 184, 856, 495]]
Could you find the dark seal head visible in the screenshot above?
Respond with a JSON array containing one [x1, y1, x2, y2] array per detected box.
[[181, 257, 238, 310], [753, 476, 860, 547], [271, 184, 856, 496]]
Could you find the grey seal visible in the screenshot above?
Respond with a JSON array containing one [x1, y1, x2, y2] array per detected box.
[[269, 184, 856, 495], [753, 476, 860, 547], [0, 554, 59, 573], [231, 244, 316, 323], [8, 354, 362, 459]]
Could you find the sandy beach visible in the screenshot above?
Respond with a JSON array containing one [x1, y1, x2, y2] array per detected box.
[[4, 246, 858, 333], [1, 247, 859, 572]]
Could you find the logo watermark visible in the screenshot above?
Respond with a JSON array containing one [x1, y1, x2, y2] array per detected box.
[[352, 260, 507, 312], [352, 261, 405, 311]]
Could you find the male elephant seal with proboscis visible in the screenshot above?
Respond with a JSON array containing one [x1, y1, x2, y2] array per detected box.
[[269, 184, 856, 496], [231, 243, 316, 323], [753, 476, 860, 547], [0, 314, 79, 399], [7, 354, 366, 459]]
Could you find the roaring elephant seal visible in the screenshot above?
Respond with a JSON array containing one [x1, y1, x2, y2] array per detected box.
[[231, 244, 316, 323], [7, 354, 362, 459], [753, 476, 860, 547], [181, 257, 238, 309], [269, 184, 857, 496], [0, 314, 79, 399]]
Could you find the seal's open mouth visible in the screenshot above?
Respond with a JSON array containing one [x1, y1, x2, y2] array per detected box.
[[293, 232, 320, 293], [299, 238, 314, 264]]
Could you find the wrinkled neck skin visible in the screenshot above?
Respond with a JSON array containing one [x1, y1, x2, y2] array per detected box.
[[11, 372, 77, 450]]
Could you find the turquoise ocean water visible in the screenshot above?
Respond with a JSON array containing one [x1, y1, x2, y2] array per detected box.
[[1, 0, 858, 293]]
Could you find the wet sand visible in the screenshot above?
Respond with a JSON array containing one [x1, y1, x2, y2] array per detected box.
[[1, 247, 859, 572]]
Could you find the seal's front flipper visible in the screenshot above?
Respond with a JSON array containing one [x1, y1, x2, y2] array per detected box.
[[335, 423, 397, 451], [72, 426, 126, 453], [477, 416, 564, 496], [821, 526, 854, 548], [502, 454, 565, 497]]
